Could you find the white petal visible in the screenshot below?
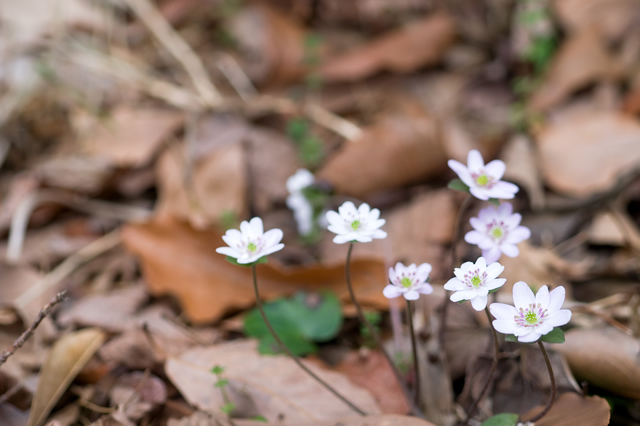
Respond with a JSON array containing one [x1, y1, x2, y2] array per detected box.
[[404, 290, 420, 300], [450, 290, 477, 302], [547, 286, 566, 313], [546, 309, 571, 327], [500, 243, 519, 258], [535, 285, 550, 308], [240, 220, 252, 237], [485, 262, 504, 281], [493, 319, 520, 334], [261, 243, 285, 257], [469, 217, 485, 231], [489, 302, 517, 319], [512, 281, 535, 311], [488, 181, 519, 199], [222, 234, 241, 249], [467, 149, 485, 172], [484, 159, 506, 180], [371, 229, 387, 239], [354, 234, 373, 243], [388, 267, 397, 283], [216, 247, 240, 258], [477, 205, 496, 222], [444, 278, 466, 291], [249, 217, 264, 236], [339, 201, 357, 218], [358, 203, 371, 216], [535, 322, 554, 336], [368, 208, 380, 221], [470, 186, 490, 200], [263, 228, 284, 247], [482, 246, 502, 263], [448, 160, 475, 187], [325, 210, 342, 226], [417, 283, 433, 294], [498, 202, 513, 217], [383, 285, 402, 299], [475, 256, 487, 270], [464, 230, 484, 245], [485, 278, 506, 290], [518, 331, 541, 343], [506, 226, 531, 244], [223, 229, 243, 242], [471, 295, 487, 311], [416, 263, 432, 282], [505, 212, 522, 228], [333, 234, 352, 244], [477, 236, 496, 250]]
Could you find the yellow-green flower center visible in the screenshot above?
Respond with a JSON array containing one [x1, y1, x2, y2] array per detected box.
[[247, 242, 257, 252], [400, 277, 412, 288], [476, 174, 489, 186], [471, 275, 482, 287], [491, 227, 503, 238], [525, 311, 537, 324], [350, 220, 361, 231]]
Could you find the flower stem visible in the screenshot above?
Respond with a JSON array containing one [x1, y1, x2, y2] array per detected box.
[[345, 243, 424, 418], [527, 340, 556, 423], [464, 306, 500, 424], [251, 265, 367, 416], [439, 194, 472, 347], [406, 299, 421, 407]]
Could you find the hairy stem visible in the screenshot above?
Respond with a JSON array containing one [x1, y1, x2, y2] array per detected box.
[[251, 265, 366, 416], [464, 306, 500, 424], [527, 341, 556, 423], [345, 243, 424, 417], [406, 299, 421, 407]]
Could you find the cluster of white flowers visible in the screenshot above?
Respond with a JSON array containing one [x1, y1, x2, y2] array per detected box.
[[286, 169, 316, 236]]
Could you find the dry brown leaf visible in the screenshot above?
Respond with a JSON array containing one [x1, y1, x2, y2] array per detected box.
[[165, 340, 380, 422], [308, 414, 437, 426], [529, 30, 621, 111], [536, 112, 640, 197], [319, 13, 455, 83], [122, 215, 389, 323], [332, 350, 409, 414], [553, 0, 640, 41], [553, 327, 640, 398], [79, 107, 183, 167], [28, 328, 106, 426], [522, 392, 610, 425], [317, 98, 447, 198], [0, 404, 29, 426], [155, 140, 247, 229], [110, 372, 167, 421], [587, 212, 627, 246], [502, 135, 545, 211]]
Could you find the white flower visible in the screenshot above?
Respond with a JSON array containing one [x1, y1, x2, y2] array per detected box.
[[383, 262, 433, 301], [286, 169, 316, 236], [326, 201, 387, 244], [216, 217, 284, 264], [490, 281, 571, 343], [444, 257, 506, 311], [464, 202, 531, 263], [448, 150, 519, 200]]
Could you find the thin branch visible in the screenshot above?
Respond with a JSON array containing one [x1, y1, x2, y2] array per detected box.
[[0, 291, 68, 367]]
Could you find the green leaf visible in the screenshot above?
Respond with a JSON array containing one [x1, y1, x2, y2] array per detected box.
[[214, 379, 228, 388], [481, 413, 519, 426], [286, 118, 309, 142], [488, 198, 500, 206], [488, 287, 501, 294], [225, 256, 267, 267], [251, 415, 268, 422], [540, 327, 565, 344], [257, 333, 317, 356], [504, 334, 518, 342], [448, 178, 470, 194], [220, 402, 236, 414], [210, 365, 224, 375]]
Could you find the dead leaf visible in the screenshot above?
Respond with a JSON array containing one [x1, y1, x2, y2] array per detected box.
[[502, 135, 545, 211], [110, 372, 167, 421], [308, 414, 437, 426], [522, 392, 610, 425], [0, 404, 29, 426], [35, 156, 114, 195], [80, 107, 184, 168], [536, 112, 640, 197], [588, 212, 627, 246], [122, 215, 389, 323], [553, 0, 640, 42], [553, 327, 640, 399], [317, 98, 447, 198], [319, 13, 455, 82], [529, 30, 621, 111], [165, 340, 380, 422], [332, 350, 409, 414], [28, 328, 106, 426]]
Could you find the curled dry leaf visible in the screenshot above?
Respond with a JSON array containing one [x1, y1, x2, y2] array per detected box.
[[317, 98, 447, 198], [122, 215, 389, 323], [553, 0, 640, 42], [522, 392, 610, 425], [165, 340, 380, 422], [27, 328, 106, 426], [319, 13, 455, 83], [552, 327, 640, 399], [529, 30, 621, 111], [536, 112, 640, 197]]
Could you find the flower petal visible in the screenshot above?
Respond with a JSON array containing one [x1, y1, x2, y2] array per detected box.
[[448, 160, 474, 187], [215, 247, 239, 258], [518, 331, 541, 343], [261, 243, 285, 257], [368, 208, 380, 221], [505, 226, 531, 244], [475, 256, 487, 270], [333, 234, 353, 244], [467, 150, 485, 172], [547, 286, 566, 313], [325, 210, 342, 227], [484, 159, 506, 180], [546, 309, 571, 327], [240, 220, 252, 237], [477, 205, 496, 222], [249, 217, 264, 236], [464, 230, 484, 245], [416, 263, 432, 281], [263, 228, 284, 247], [505, 212, 522, 228], [371, 229, 387, 240], [485, 278, 506, 290], [471, 295, 487, 311], [417, 283, 433, 294], [485, 262, 505, 281], [482, 246, 502, 263], [535, 322, 554, 336], [535, 285, 550, 309], [488, 181, 519, 199], [498, 202, 513, 217], [489, 303, 518, 319], [512, 281, 535, 311], [404, 290, 420, 300], [499, 243, 519, 258], [444, 278, 466, 291], [354, 234, 373, 243], [493, 319, 520, 334], [450, 290, 477, 302], [470, 186, 490, 200], [383, 285, 402, 299], [358, 203, 371, 216], [339, 201, 357, 218]]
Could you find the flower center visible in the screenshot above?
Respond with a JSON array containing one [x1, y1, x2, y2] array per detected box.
[[491, 227, 503, 239], [470, 275, 482, 288], [525, 311, 537, 324], [247, 242, 257, 252], [476, 174, 489, 186], [514, 303, 548, 328], [400, 277, 412, 288], [350, 220, 361, 231]]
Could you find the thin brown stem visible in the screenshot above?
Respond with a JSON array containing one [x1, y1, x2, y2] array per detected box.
[[0, 291, 67, 367], [406, 299, 421, 407], [250, 265, 366, 416], [439, 195, 472, 347], [345, 243, 424, 418], [526, 341, 556, 423], [464, 306, 500, 424]]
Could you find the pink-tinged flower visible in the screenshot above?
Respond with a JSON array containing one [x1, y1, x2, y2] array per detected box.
[[444, 257, 506, 311], [326, 201, 387, 244], [490, 281, 571, 343], [383, 262, 433, 301], [216, 217, 284, 264], [464, 202, 531, 263], [448, 150, 519, 200]]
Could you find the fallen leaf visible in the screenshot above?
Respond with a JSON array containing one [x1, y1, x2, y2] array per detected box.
[[28, 328, 106, 426], [319, 13, 455, 82], [521, 392, 610, 425], [587, 212, 627, 246], [80, 107, 184, 167], [552, 327, 640, 398], [122, 216, 389, 323], [0, 404, 29, 426], [332, 350, 409, 414], [553, 0, 640, 42], [536, 112, 640, 197], [317, 97, 447, 198], [165, 340, 380, 422], [529, 30, 621, 111], [110, 372, 167, 421], [309, 414, 437, 425], [35, 156, 114, 195], [502, 135, 545, 211]]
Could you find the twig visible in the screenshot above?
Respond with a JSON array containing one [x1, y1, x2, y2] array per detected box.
[[0, 382, 23, 405], [0, 291, 68, 367], [406, 299, 421, 407]]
